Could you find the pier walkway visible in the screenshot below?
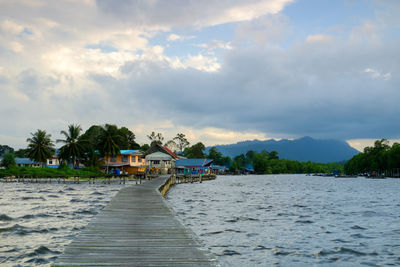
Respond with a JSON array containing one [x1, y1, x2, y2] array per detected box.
[[53, 175, 217, 266]]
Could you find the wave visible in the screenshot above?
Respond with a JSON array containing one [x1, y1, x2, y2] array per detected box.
[[21, 213, 51, 219], [201, 230, 224, 236], [27, 246, 61, 257], [0, 214, 13, 221], [295, 219, 314, 224], [76, 209, 98, 215], [221, 249, 241, 256], [351, 225, 367, 230], [70, 198, 85, 203], [24, 258, 49, 264], [0, 224, 58, 236], [0, 224, 28, 235], [254, 245, 270, 250], [314, 247, 378, 257], [225, 229, 244, 233], [21, 196, 46, 201]]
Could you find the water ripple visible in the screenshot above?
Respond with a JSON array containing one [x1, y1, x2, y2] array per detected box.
[[166, 174, 400, 266]]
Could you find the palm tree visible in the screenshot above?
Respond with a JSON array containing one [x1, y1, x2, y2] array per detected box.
[[147, 131, 164, 145], [97, 124, 123, 173], [26, 129, 55, 166], [173, 133, 190, 153], [57, 124, 86, 168]]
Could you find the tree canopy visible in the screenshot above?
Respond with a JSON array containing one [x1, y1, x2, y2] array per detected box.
[[26, 129, 55, 165], [1, 153, 16, 169], [57, 124, 86, 168], [173, 133, 190, 153], [344, 139, 400, 175], [184, 142, 206, 158]]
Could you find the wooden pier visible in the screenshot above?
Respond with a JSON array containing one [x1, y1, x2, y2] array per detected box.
[[53, 175, 217, 266]]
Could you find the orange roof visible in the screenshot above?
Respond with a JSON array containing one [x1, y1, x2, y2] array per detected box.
[[162, 146, 180, 159]]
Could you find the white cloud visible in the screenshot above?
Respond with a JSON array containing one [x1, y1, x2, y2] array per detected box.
[[0, 20, 25, 35], [349, 22, 380, 44], [9, 41, 24, 52], [197, 40, 233, 51], [207, 0, 293, 26], [96, 0, 294, 28], [179, 54, 221, 72], [364, 68, 391, 80], [306, 34, 334, 44], [167, 33, 195, 42], [235, 13, 291, 46]]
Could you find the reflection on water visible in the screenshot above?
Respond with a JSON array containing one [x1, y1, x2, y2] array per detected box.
[[166, 174, 400, 266], [0, 181, 130, 267]]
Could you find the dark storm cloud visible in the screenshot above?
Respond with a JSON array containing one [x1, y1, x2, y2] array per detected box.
[[114, 40, 400, 140]]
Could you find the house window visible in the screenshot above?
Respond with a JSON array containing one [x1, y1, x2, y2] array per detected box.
[[122, 155, 128, 162], [153, 160, 160, 165], [111, 157, 117, 162], [49, 160, 53, 165], [132, 156, 137, 162]]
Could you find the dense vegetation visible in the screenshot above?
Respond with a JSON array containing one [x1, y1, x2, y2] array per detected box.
[[0, 166, 102, 178], [344, 139, 400, 175], [1, 124, 350, 176], [207, 148, 344, 174]]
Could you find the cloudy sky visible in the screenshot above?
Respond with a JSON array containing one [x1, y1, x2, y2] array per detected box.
[[0, 0, 399, 151]]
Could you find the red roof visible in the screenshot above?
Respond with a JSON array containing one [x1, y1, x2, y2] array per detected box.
[[162, 146, 180, 159]]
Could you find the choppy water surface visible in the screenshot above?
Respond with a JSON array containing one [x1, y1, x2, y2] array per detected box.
[[166, 175, 400, 266], [0, 181, 133, 266]]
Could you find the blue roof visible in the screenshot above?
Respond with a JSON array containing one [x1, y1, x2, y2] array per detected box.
[[211, 165, 227, 170], [120, 150, 143, 155], [175, 158, 213, 167], [15, 158, 36, 164]]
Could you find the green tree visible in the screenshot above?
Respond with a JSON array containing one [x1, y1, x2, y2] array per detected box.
[[141, 144, 150, 152], [79, 125, 102, 168], [388, 143, 400, 170], [173, 133, 190, 153], [208, 147, 223, 161], [97, 124, 123, 157], [253, 151, 270, 174], [57, 124, 86, 168], [26, 129, 55, 166], [184, 142, 205, 158], [0, 145, 14, 157], [14, 148, 28, 158], [147, 132, 164, 145], [119, 127, 140, 149], [207, 146, 231, 166], [165, 140, 177, 151], [269, 150, 279, 160], [97, 124, 123, 173], [233, 154, 246, 170], [1, 153, 16, 169]]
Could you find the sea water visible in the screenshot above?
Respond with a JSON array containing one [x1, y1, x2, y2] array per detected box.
[[166, 174, 400, 266], [1, 175, 400, 266], [0, 181, 131, 266]]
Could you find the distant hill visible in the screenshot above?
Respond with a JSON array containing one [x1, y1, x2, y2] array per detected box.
[[206, 136, 360, 163]]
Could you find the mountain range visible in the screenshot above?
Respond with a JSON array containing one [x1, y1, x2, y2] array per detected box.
[[207, 136, 360, 163]]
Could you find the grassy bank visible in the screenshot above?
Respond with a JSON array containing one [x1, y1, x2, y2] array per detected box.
[[0, 166, 102, 177]]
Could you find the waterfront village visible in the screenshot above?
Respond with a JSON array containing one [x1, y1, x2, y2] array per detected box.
[[0, 141, 229, 179], [1, 125, 399, 179]]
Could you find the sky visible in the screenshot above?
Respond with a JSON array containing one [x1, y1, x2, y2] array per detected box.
[[0, 0, 399, 151]]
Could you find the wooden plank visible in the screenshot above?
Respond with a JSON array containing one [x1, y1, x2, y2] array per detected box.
[[52, 176, 217, 266]]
